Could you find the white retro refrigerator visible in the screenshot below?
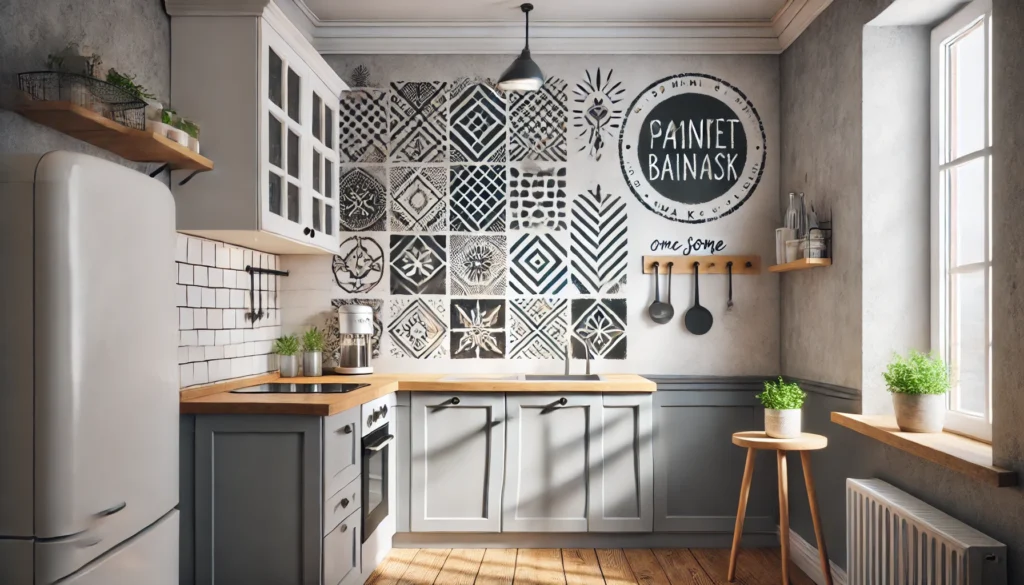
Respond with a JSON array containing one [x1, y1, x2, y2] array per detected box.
[[0, 152, 179, 584]]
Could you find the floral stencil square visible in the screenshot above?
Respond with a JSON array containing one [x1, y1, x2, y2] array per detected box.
[[450, 299, 506, 359]]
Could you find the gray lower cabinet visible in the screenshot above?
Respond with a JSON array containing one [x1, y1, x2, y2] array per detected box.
[[653, 390, 776, 534], [502, 393, 601, 532], [184, 408, 363, 585], [589, 394, 654, 532], [410, 393, 505, 532]]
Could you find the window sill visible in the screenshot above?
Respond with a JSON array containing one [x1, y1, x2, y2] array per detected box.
[[830, 412, 1017, 488]]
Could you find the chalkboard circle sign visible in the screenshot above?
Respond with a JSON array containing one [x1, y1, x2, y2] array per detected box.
[[618, 73, 767, 224]]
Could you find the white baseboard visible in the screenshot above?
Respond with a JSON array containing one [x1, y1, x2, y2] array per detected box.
[[787, 528, 848, 585]]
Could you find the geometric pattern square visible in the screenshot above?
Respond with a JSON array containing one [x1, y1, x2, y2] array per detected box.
[[450, 79, 506, 163], [388, 297, 448, 359], [339, 89, 388, 163], [390, 166, 447, 232], [450, 299, 505, 359], [390, 235, 447, 295], [450, 164, 506, 232], [326, 298, 383, 363], [449, 235, 507, 296], [509, 77, 568, 162], [509, 297, 568, 360], [570, 185, 628, 294], [509, 166, 568, 231], [509, 233, 568, 295], [339, 166, 388, 232], [571, 298, 626, 360], [389, 81, 448, 163]]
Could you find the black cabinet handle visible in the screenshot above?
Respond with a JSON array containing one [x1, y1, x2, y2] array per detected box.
[[338, 424, 353, 434], [340, 498, 350, 508], [558, 397, 568, 406], [451, 397, 460, 405], [340, 524, 348, 533]]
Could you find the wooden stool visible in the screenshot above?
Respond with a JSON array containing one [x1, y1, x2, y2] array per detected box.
[[727, 431, 832, 585]]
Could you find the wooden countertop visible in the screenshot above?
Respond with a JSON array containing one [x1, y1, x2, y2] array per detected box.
[[180, 372, 655, 416]]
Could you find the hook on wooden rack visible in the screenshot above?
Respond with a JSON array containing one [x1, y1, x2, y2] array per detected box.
[[643, 255, 762, 275]]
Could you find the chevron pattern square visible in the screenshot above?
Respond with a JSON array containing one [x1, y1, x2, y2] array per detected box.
[[571, 185, 628, 294], [450, 80, 506, 163], [390, 166, 447, 232], [339, 89, 388, 163], [509, 77, 568, 162], [571, 298, 627, 360], [509, 298, 568, 360], [450, 164, 506, 232], [389, 81, 448, 162], [388, 298, 448, 359], [390, 235, 447, 295], [509, 167, 568, 231], [509, 233, 568, 295], [450, 235, 507, 296]]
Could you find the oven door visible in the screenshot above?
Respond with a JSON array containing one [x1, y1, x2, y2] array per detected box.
[[361, 423, 393, 543]]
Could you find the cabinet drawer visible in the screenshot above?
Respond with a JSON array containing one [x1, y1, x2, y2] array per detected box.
[[324, 476, 361, 537], [323, 507, 361, 585], [324, 408, 360, 499]]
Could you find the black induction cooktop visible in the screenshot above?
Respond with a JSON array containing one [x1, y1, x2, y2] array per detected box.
[[230, 383, 370, 394]]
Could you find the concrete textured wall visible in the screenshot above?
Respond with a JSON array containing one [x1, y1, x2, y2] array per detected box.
[[0, 0, 170, 176], [782, 0, 1024, 577]]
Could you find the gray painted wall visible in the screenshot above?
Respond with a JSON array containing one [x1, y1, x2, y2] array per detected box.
[[0, 0, 170, 177], [781, 0, 1024, 578]]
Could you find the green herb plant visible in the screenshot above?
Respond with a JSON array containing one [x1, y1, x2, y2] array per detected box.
[[757, 377, 806, 410], [160, 108, 177, 125], [175, 118, 200, 139], [883, 350, 949, 395], [273, 335, 300, 357], [105, 68, 156, 101], [302, 327, 326, 353]]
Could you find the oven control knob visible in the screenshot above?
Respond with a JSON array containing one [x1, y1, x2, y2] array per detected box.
[[381, 405, 388, 418], [366, 415, 373, 427]]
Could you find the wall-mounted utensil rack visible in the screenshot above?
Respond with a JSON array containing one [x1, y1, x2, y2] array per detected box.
[[642, 255, 761, 275], [245, 265, 289, 325]]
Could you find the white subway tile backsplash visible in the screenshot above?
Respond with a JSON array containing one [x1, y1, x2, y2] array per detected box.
[[187, 238, 202, 264], [176, 235, 280, 389]]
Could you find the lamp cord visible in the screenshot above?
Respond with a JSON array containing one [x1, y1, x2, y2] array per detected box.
[[524, 8, 530, 51]]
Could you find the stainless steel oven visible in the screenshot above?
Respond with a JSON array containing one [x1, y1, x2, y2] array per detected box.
[[361, 422, 392, 543]]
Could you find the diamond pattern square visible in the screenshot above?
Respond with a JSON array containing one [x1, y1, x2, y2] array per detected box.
[[449, 235, 507, 296], [450, 164, 506, 232], [571, 298, 627, 360], [450, 299, 505, 359], [389, 81, 448, 163], [509, 77, 568, 162], [390, 166, 447, 232], [389, 298, 448, 359], [450, 80, 506, 163], [339, 89, 388, 163], [509, 233, 568, 295], [390, 235, 447, 295], [509, 298, 568, 360]]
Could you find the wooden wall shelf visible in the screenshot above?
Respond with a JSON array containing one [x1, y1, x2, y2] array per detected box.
[[642, 255, 761, 275], [14, 99, 214, 173], [769, 258, 832, 273]]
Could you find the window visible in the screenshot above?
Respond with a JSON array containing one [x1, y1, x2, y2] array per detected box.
[[932, 0, 993, 441]]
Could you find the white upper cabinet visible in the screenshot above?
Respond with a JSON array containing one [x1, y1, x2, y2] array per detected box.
[[170, 4, 346, 255]]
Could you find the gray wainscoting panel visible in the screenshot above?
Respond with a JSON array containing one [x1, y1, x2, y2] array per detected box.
[[194, 415, 323, 585]]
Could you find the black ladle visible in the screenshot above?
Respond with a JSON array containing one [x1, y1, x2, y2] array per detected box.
[[648, 262, 674, 324], [684, 262, 713, 335]]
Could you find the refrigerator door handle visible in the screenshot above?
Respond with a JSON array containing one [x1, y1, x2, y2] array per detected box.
[[96, 502, 127, 518], [42, 502, 128, 548]]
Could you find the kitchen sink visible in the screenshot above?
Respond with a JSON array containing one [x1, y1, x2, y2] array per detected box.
[[522, 374, 605, 382], [438, 374, 522, 382]]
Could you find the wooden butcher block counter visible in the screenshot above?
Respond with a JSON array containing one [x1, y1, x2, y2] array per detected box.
[[179, 372, 655, 416]]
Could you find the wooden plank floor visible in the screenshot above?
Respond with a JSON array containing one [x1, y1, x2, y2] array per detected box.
[[365, 548, 816, 585]]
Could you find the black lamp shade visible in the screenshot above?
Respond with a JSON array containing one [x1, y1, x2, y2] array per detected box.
[[497, 48, 544, 91]]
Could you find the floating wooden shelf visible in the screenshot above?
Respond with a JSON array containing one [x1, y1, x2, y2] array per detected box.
[[642, 255, 761, 275], [769, 258, 832, 273], [14, 99, 213, 172]]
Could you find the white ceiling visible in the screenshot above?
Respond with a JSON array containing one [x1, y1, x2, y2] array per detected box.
[[298, 0, 789, 23]]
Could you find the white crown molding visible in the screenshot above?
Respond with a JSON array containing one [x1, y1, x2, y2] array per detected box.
[[263, 3, 347, 92], [788, 528, 849, 585], [164, 0, 271, 16], [775, 0, 835, 50]]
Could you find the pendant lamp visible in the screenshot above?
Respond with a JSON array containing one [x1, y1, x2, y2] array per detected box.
[[496, 3, 544, 91]]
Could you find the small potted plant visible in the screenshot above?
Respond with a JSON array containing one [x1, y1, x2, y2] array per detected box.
[[273, 334, 300, 378], [302, 327, 326, 377], [176, 118, 201, 153], [758, 377, 807, 439], [884, 350, 949, 432]]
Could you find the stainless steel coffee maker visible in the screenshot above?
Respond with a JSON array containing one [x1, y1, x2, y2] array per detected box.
[[334, 305, 374, 374]]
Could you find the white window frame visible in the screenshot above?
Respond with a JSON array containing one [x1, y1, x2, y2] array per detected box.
[[931, 0, 993, 442]]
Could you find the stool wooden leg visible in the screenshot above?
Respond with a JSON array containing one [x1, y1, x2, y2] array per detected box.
[[801, 451, 834, 585], [777, 450, 790, 585], [727, 447, 756, 582]]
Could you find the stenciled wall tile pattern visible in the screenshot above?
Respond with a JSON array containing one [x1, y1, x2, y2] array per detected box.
[[176, 234, 281, 387]]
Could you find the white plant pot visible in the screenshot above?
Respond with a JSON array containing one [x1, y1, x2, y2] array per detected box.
[[166, 127, 189, 147], [187, 136, 200, 154], [765, 408, 802, 439], [146, 120, 172, 136], [892, 393, 945, 432]]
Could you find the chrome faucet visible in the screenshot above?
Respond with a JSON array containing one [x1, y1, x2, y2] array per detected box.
[[564, 337, 593, 376]]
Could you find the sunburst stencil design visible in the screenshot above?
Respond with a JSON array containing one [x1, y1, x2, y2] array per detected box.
[[509, 298, 568, 360], [389, 298, 448, 359], [509, 77, 568, 162], [572, 68, 626, 161], [449, 235, 507, 296], [389, 81, 448, 163], [390, 235, 447, 295], [450, 299, 505, 359], [390, 166, 447, 232]]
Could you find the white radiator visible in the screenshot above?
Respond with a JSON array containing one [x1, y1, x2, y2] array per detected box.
[[846, 479, 1006, 585]]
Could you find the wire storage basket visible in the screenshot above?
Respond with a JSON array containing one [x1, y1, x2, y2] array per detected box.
[[18, 71, 147, 130]]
